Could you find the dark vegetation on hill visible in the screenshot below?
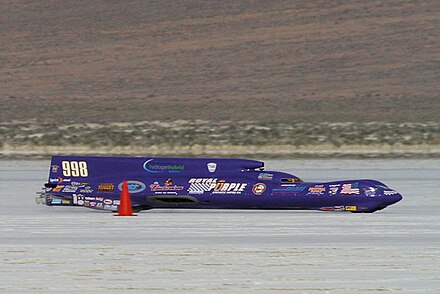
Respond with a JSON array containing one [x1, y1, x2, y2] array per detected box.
[[1, 120, 439, 157]]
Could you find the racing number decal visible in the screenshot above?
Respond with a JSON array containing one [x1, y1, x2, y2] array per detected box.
[[61, 161, 88, 177]]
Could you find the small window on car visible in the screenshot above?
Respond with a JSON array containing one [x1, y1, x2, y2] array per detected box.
[[280, 178, 302, 183]]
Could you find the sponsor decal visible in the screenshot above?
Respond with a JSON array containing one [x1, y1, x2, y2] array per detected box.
[[212, 182, 247, 194], [61, 199, 71, 204], [384, 190, 398, 196], [308, 185, 326, 195], [258, 173, 273, 181], [364, 187, 377, 197], [72, 194, 85, 206], [187, 178, 215, 194], [90, 202, 97, 207], [340, 183, 360, 195], [150, 179, 184, 193], [345, 206, 357, 211], [117, 180, 146, 194], [79, 186, 93, 194], [98, 183, 115, 192], [71, 181, 87, 187], [329, 184, 340, 195], [187, 178, 247, 195], [104, 199, 113, 205], [252, 183, 266, 195], [320, 206, 345, 211], [189, 178, 217, 184], [272, 185, 307, 194], [207, 162, 217, 173], [51, 165, 59, 173], [53, 185, 65, 192], [49, 177, 60, 184], [72, 194, 83, 204], [51, 199, 62, 204], [113, 200, 120, 205], [96, 203, 103, 209], [143, 159, 185, 173], [329, 187, 339, 195], [104, 204, 118, 210], [49, 177, 71, 184], [84, 201, 90, 207], [62, 186, 78, 193]]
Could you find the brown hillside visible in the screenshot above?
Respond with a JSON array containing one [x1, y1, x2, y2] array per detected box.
[[1, 0, 439, 123]]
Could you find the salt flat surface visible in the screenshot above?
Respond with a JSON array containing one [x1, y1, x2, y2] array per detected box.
[[0, 159, 439, 293]]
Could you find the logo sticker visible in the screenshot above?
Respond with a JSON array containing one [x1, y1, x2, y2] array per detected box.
[[187, 178, 247, 195], [364, 187, 377, 197], [252, 183, 266, 195], [118, 180, 146, 194], [308, 185, 326, 195], [79, 186, 93, 193], [321, 206, 345, 211], [258, 173, 273, 181], [272, 185, 307, 194], [329, 185, 340, 195], [70, 181, 87, 187], [51, 165, 59, 173], [53, 185, 64, 192], [150, 179, 184, 192], [49, 177, 71, 184], [98, 183, 115, 192], [62, 186, 78, 193], [143, 159, 185, 173], [207, 162, 217, 173], [104, 204, 118, 210], [341, 183, 360, 195]]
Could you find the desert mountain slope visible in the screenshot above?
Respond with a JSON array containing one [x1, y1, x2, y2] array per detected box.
[[1, 0, 439, 123]]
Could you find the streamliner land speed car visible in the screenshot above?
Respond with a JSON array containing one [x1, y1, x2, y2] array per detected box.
[[36, 156, 403, 213]]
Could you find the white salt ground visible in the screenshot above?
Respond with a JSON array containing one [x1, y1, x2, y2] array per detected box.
[[0, 159, 439, 293]]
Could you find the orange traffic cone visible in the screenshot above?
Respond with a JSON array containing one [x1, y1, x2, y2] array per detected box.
[[114, 180, 137, 216]]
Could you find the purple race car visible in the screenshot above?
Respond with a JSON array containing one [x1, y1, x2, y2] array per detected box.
[[36, 156, 402, 213]]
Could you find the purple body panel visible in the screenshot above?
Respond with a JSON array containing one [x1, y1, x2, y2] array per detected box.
[[38, 156, 403, 213]]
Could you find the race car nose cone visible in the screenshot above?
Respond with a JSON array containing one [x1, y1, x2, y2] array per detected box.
[[386, 193, 403, 207]]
